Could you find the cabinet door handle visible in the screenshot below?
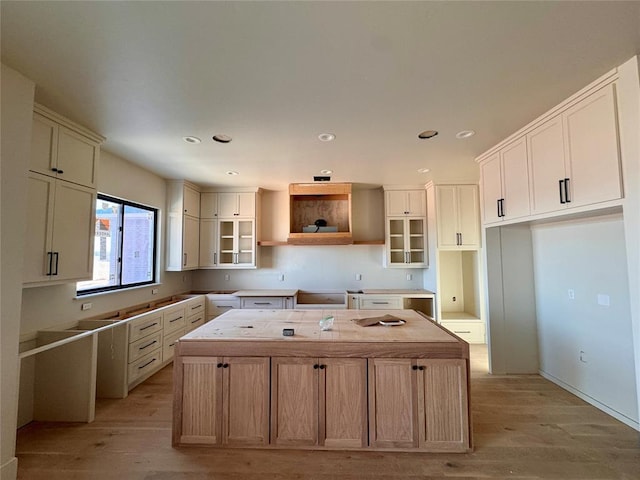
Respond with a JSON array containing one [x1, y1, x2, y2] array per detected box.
[[138, 358, 156, 370], [139, 340, 157, 351], [52, 252, 59, 275], [501, 199, 505, 217], [183, 253, 187, 266], [564, 178, 571, 203], [213, 252, 217, 265], [559, 179, 565, 204], [496, 199, 501, 218], [47, 251, 54, 276]]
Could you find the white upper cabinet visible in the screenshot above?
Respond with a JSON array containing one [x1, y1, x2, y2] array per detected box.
[[218, 192, 256, 218], [166, 181, 201, 271], [200, 192, 218, 219], [24, 172, 96, 285], [480, 138, 530, 224], [183, 185, 201, 218], [528, 83, 622, 215], [385, 189, 426, 217], [562, 83, 622, 208], [30, 107, 102, 188], [435, 185, 480, 249]]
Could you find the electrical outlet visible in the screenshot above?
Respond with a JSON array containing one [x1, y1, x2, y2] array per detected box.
[[355, 273, 362, 281], [406, 273, 412, 281], [151, 288, 159, 295], [568, 289, 575, 300], [597, 294, 610, 306], [224, 274, 230, 281], [579, 350, 587, 363], [81, 302, 92, 311], [278, 274, 285, 281], [452, 296, 456, 302]]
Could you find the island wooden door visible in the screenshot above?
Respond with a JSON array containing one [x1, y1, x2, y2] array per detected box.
[[368, 358, 418, 448], [222, 356, 270, 446], [416, 359, 470, 451], [320, 358, 368, 448]]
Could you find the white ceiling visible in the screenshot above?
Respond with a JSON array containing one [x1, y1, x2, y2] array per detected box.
[[2, 1, 639, 190]]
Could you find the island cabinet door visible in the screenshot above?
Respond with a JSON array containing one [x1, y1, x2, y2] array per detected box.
[[222, 356, 270, 447], [368, 358, 418, 449], [177, 356, 223, 445], [271, 357, 319, 446], [416, 359, 470, 452], [320, 358, 368, 448]]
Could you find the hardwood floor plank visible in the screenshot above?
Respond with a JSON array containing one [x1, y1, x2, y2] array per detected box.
[[16, 345, 640, 480]]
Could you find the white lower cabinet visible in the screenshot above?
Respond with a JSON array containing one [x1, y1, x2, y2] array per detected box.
[[439, 320, 485, 344], [358, 295, 403, 310]]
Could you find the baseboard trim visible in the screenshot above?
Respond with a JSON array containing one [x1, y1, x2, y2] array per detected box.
[[1, 456, 18, 480], [539, 370, 639, 431]]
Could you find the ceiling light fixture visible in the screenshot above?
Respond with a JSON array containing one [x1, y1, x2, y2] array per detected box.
[[320, 169, 333, 175], [226, 170, 239, 176], [418, 130, 438, 139], [183, 136, 201, 144], [318, 133, 336, 142], [417, 168, 430, 174], [456, 130, 476, 139], [213, 134, 233, 143]]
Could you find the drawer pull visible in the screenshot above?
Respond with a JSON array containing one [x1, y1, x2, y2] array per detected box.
[[169, 342, 177, 348], [254, 302, 272, 305], [138, 358, 156, 370], [191, 304, 203, 310], [372, 302, 389, 305], [140, 322, 159, 331], [191, 316, 203, 324], [454, 330, 471, 334], [169, 316, 183, 323], [139, 340, 158, 351]]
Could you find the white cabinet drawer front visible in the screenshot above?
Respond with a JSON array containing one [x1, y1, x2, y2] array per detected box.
[[240, 297, 284, 309], [128, 350, 162, 385], [163, 307, 186, 333], [128, 331, 162, 364], [359, 296, 403, 309], [128, 313, 163, 342], [163, 328, 185, 363], [186, 312, 206, 332], [186, 298, 205, 316], [440, 321, 485, 344]]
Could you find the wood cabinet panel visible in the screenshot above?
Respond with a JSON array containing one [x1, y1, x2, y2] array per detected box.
[[368, 358, 417, 448], [223, 357, 270, 446], [271, 357, 318, 446], [180, 357, 222, 445]]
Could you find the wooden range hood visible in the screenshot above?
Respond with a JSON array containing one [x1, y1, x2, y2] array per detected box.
[[287, 183, 353, 245]]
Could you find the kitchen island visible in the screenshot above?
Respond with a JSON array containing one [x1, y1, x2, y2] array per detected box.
[[172, 309, 471, 452]]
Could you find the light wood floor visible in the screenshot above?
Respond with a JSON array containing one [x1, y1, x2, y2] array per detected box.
[[16, 345, 640, 479]]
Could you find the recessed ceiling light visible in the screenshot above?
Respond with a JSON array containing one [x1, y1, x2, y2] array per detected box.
[[418, 130, 438, 139], [417, 168, 430, 174], [183, 136, 201, 144], [226, 170, 239, 176], [318, 133, 336, 142], [456, 130, 476, 139], [320, 169, 333, 175], [213, 134, 233, 143]]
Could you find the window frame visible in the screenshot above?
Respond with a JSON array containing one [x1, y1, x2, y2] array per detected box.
[[77, 193, 158, 296]]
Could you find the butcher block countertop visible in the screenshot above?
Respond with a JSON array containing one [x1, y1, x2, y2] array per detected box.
[[177, 309, 466, 359]]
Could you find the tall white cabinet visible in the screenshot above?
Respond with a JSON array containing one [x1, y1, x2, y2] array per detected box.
[[383, 187, 427, 268], [166, 181, 201, 271], [23, 104, 104, 286], [197, 188, 261, 269], [425, 183, 485, 344]]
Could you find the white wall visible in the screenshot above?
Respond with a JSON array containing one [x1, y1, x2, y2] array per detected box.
[[532, 214, 638, 427], [192, 244, 423, 292], [1, 64, 35, 480]]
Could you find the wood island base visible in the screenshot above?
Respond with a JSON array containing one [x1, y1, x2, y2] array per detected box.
[[172, 309, 471, 452]]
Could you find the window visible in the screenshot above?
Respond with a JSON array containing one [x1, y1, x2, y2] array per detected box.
[[77, 194, 157, 295]]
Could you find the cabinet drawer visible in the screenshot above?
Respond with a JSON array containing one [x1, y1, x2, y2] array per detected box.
[[128, 312, 163, 343], [240, 297, 284, 309], [186, 312, 206, 332], [128, 350, 162, 386], [128, 331, 162, 364], [163, 328, 185, 363], [163, 306, 186, 334], [359, 296, 403, 309], [440, 321, 485, 344], [186, 297, 205, 316]]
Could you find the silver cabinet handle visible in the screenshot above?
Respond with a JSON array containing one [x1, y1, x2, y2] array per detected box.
[[183, 252, 187, 266]]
